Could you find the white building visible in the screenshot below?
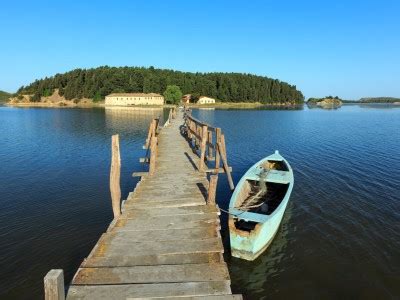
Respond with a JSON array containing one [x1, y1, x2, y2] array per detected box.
[[105, 93, 164, 106], [197, 96, 215, 104]]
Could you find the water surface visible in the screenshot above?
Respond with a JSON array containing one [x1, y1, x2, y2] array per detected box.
[[0, 105, 399, 299]]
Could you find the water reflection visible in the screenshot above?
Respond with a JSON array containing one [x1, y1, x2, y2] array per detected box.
[[227, 202, 293, 298]]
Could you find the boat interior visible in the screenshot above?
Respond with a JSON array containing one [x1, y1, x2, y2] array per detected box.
[[233, 160, 289, 232]]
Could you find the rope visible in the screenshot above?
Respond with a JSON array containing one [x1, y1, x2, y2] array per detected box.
[[219, 168, 270, 216]]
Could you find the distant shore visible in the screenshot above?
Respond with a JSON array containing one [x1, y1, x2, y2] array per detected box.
[[187, 102, 301, 109], [6, 100, 300, 109], [6, 101, 176, 109]]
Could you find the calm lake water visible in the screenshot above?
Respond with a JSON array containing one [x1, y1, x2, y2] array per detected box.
[[0, 104, 399, 299]]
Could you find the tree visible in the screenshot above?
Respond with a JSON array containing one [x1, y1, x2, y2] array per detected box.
[[163, 85, 182, 104]]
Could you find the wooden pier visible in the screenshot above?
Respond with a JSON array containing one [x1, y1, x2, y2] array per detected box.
[[44, 108, 242, 299]]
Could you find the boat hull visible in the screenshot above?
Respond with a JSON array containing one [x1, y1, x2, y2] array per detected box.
[[228, 151, 293, 260], [229, 192, 290, 260]]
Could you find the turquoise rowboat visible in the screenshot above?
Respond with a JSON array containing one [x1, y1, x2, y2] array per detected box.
[[228, 151, 294, 260]]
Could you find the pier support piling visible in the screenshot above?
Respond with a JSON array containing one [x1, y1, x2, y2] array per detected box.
[[44, 269, 65, 300], [110, 134, 121, 218]]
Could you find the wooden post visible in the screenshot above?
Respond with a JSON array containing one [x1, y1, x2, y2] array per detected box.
[[110, 134, 121, 218], [207, 175, 218, 205], [215, 128, 221, 171], [207, 131, 214, 161], [145, 120, 155, 149], [149, 136, 158, 175], [187, 119, 192, 139], [220, 134, 227, 159], [217, 141, 235, 191], [199, 125, 208, 171], [44, 269, 65, 300]]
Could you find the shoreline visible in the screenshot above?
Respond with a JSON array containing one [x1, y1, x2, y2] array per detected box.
[[5, 101, 302, 110], [5, 102, 176, 109], [187, 102, 302, 109]]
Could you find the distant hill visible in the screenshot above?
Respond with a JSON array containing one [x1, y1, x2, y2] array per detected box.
[[16, 66, 304, 104], [359, 97, 400, 103], [341, 97, 400, 104], [0, 90, 11, 102]]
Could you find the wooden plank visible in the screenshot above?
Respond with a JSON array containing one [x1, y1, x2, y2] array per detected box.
[[96, 226, 219, 243], [83, 252, 222, 268], [132, 172, 148, 177], [67, 281, 231, 299], [128, 295, 243, 300], [121, 205, 219, 216], [205, 167, 232, 174], [90, 238, 223, 258], [73, 263, 230, 284], [123, 199, 206, 209], [112, 216, 219, 231]]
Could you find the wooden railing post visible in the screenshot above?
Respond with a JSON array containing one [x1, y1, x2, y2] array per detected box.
[[149, 136, 158, 175], [207, 175, 218, 205], [44, 269, 65, 300], [215, 128, 221, 171], [199, 125, 208, 171], [217, 137, 235, 191], [145, 119, 155, 149], [110, 134, 121, 218], [207, 131, 214, 161]]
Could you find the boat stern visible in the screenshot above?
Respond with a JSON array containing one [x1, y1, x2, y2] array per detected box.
[[229, 218, 266, 261]]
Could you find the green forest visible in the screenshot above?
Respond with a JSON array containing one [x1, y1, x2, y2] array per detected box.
[[17, 66, 304, 104]]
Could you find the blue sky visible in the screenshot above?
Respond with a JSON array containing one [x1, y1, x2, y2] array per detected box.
[[0, 0, 399, 99]]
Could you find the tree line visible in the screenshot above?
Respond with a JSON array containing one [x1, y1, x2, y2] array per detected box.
[[17, 66, 304, 104]]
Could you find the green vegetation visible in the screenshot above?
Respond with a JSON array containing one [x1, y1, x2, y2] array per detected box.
[[0, 90, 11, 102], [163, 85, 182, 104], [359, 97, 400, 103], [307, 95, 342, 104], [17, 66, 304, 104], [339, 97, 400, 104]]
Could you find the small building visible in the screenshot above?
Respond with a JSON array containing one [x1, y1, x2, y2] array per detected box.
[[197, 96, 215, 105], [105, 93, 164, 106], [182, 94, 191, 104]]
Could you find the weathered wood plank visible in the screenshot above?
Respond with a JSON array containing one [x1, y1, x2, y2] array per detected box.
[[127, 295, 243, 300], [67, 281, 231, 299], [112, 215, 218, 231], [124, 198, 206, 208], [90, 238, 223, 258], [121, 205, 219, 216], [83, 252, 223, 268], [96, 226, 219, 244], [73, 263, 230, 284]]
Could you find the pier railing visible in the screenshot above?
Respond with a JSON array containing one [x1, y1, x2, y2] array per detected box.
[[183, 108, 234, 204]]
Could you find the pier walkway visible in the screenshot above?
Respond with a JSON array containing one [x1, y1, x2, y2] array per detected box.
[[45, 109, 241, 299]]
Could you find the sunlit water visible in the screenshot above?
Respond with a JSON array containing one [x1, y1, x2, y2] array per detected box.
[[0, 105, 399, 299]]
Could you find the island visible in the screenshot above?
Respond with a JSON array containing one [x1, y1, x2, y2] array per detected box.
[[306, 96, 343, 109], [6, 66, 304, 108]]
